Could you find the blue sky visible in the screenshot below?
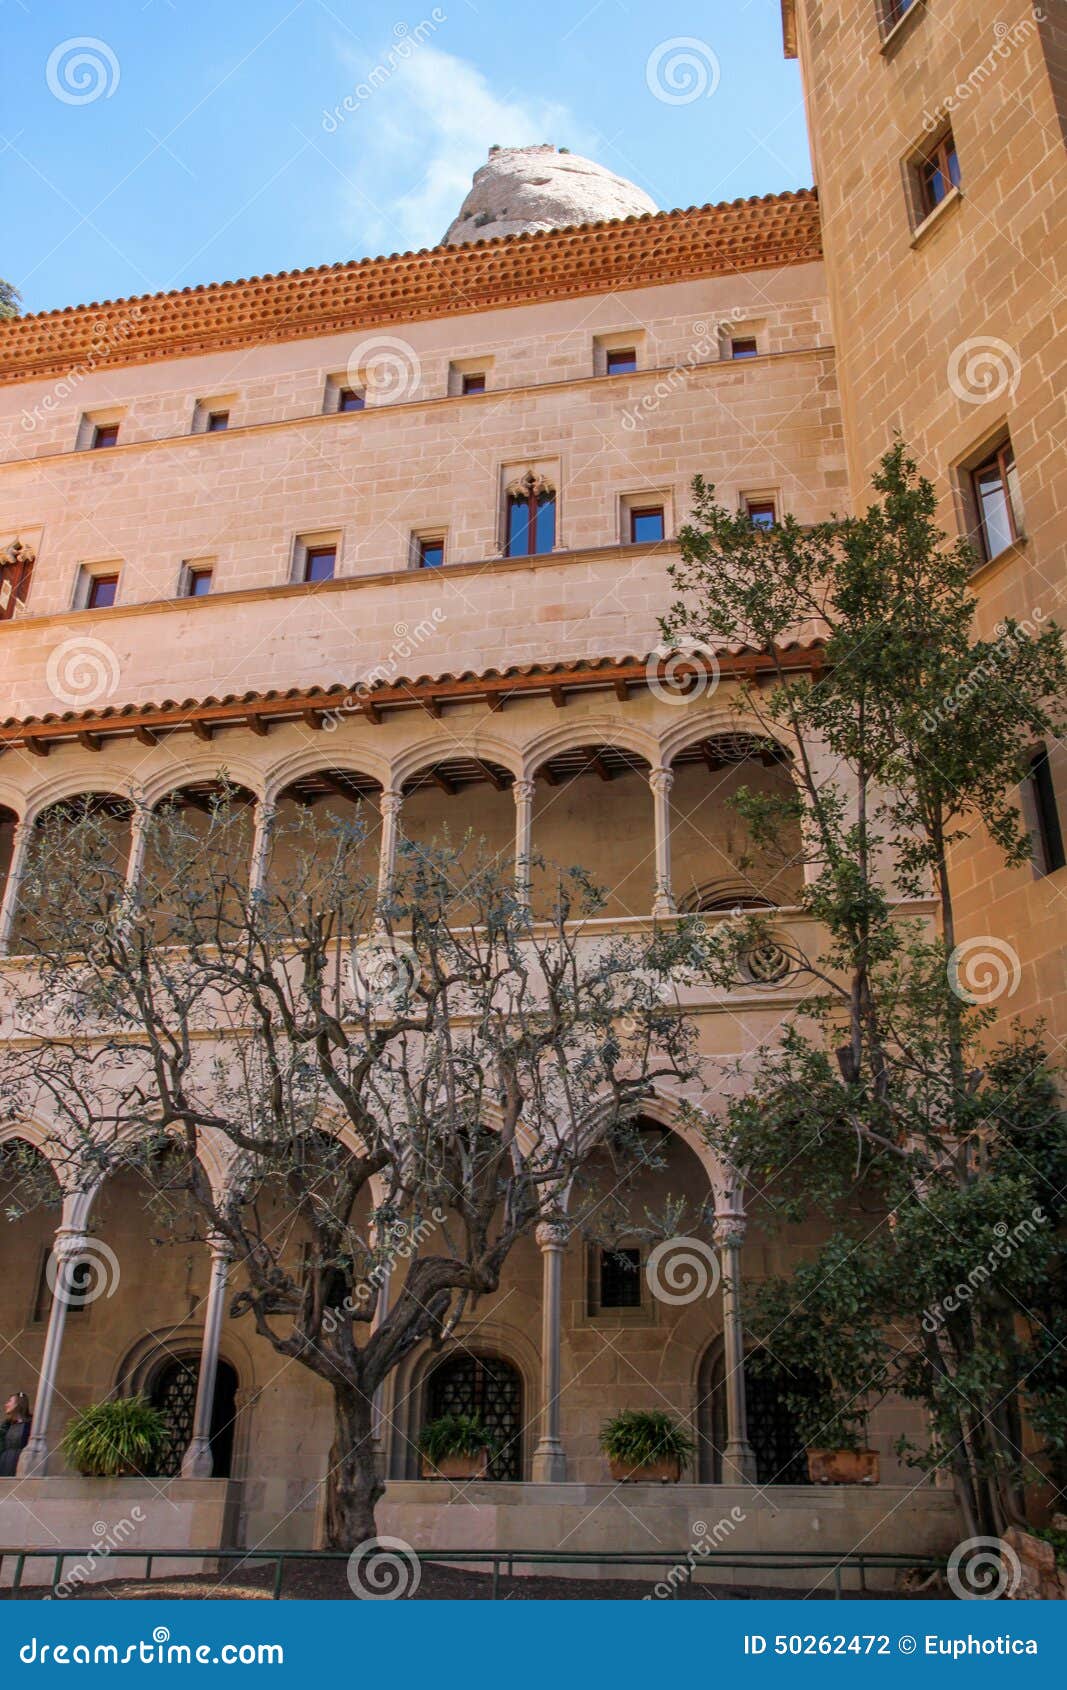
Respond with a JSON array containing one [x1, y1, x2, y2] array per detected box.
[[2, 0, 811, 315]]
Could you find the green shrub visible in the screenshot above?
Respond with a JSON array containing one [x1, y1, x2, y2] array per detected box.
[[417, 1412, 496, 1465], [61, 1396, 168, 1477], [598, 1409, 695, 1471]]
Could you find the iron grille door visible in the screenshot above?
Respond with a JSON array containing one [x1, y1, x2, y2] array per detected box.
[[426, 1354, 523, 1480]]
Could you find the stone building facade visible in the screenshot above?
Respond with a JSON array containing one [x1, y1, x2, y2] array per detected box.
[[1, 43, 1055, 1580]]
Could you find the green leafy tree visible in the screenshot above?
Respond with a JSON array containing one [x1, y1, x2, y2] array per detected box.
[[662, 443, 1067, 1537], [0, 279, 21, 320]]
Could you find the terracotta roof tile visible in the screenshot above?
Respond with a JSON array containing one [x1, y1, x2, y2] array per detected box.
[[0, 191, 821, 386]]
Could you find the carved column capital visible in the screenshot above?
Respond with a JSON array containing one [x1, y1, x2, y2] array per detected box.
[[648, 765, 674, 798], [713, 1213, 747, 1251], [52, 1229, 91, 1265], [512, 780, 536, 806], [535, 1220, 569, 1252], [379, 788, 404, 817]]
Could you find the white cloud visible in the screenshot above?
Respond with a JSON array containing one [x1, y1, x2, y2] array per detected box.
[[323, 41, 599, 255]]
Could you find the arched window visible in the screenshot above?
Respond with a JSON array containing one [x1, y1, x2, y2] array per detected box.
[[0, 540, 35, 621], [505, 471, 556, 558], [425, 1352, 523, 1480], [697, 1343, 812, 1485], [148, 1355, 238, 1478]]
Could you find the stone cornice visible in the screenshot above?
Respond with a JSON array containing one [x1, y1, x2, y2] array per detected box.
[[0, 191, 820, 387], [781, 0, 798, 57]]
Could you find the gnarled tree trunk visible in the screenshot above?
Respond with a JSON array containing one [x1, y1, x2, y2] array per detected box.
[[323, 1385, 384, 1548]]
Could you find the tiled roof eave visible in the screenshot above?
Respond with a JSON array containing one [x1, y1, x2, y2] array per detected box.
[[0, 191, 821, 386], [0, 644, 826, 757]]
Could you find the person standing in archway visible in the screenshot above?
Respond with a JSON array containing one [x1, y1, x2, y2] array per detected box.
[[0, 1391, 32, 1475]]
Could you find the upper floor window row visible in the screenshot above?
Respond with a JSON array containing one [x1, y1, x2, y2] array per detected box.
[[67, 328, 781, 453]]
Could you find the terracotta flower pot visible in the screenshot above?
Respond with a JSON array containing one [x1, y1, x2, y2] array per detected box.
[[806, 1448, 880, 1485], [420, 1449, 490, 1480], [608, 1456, 682, 1483]]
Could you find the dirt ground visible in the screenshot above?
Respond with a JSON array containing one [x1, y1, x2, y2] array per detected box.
[[1, 1557, 935, 1601]]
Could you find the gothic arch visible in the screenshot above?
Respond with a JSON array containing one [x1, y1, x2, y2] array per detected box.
[[520, 715, 658, 780], [388, 1318, 539, 1480]]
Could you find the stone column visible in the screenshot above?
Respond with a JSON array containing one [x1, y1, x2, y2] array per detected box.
[[17, 1227, 90, 1476], [121, 805, 152, 907], [180, 1235, 232, 1479], [247, 801, 276, 901], [0, 818, 31, 955], [376, 789, 404, 903], [531, 1220, 568, 1482], [649, 766, 676, 917], [714, 1206, 757, 1484], [512, 779, 536, 909]]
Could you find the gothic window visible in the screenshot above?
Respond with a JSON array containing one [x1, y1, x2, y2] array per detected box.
[[148, 1355, 238, 1478], [505, 471, 556, 557], [0, 541, 35, 620]]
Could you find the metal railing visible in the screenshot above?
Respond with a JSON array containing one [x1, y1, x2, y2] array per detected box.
[[0, 1546, 947, 1601]]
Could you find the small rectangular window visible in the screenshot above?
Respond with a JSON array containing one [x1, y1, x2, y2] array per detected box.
[[731, 337, 758, 360], [91, 423, 120, 449], [915, 130, 961, 220], [1027, 748, 1065, 875], [461, 373, 486, 395], [303, 545, 336, 584], [417, 537, 445, 569], [605, 348, 637, 376], [206, 411, 229, 433], [630, 506, 665, 544], [598, 1247, 642, 1309], [186, 568, 213, 597], [884, 0, 916, 25], [337, 387, 364, 413], [87, 573, 119, 609], [33, 1253, 92, 1323], [972, 441, 1022, 561], [746, 499, 777, 530]]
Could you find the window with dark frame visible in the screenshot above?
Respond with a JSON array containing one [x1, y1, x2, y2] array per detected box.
[[417, 537, 445, 569], [0, 542, 34, 622], [731, 337, 759, 360], [33, 1253, 93, 1323], [598, 1247, 642, 1310], [302, 545, 337, 584], [605, 348, 638, 376], [916, 130, 961, 219], [337, 387, 364, 413], [746, 499, 777, 530], [506, 480, 556, 558], [972, 441, 1022, 561], [461, 373, 486, 395], [87, 573, 119, 609], [1027, 748, 1066, 876], [629, 505, 665, 544], [206, 411, 229, 432], [186, 567, 213, 597], [91, 423, 120, 449], [884, 0, 916, 28]]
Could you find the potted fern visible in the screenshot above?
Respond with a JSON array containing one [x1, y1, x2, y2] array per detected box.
[[61, 1396, 168, 1478], [418, 1412, 496, 1480], [599, 1409, 695, 1482]]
